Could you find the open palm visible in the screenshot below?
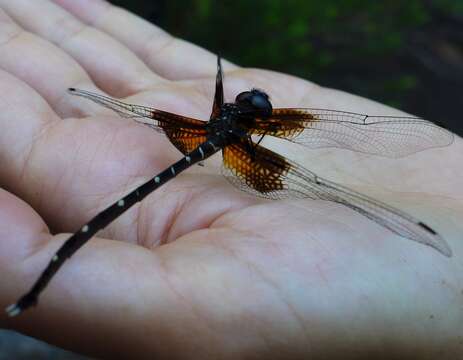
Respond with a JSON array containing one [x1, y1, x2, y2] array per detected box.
[[0, 1, 462, 359]]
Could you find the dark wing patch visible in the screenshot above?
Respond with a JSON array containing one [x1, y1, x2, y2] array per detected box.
[[252, 108, 454, 158], [222, 142, 451, 256]]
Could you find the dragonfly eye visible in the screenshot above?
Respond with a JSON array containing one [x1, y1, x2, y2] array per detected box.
[[235, 89, 272, 116], [235, 91, 253, 103]]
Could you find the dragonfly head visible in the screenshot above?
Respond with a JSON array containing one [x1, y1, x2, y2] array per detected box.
[[235, 89, 273, 118]]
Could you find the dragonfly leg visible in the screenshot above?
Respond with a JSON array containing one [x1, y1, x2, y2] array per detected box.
[[245, 135, 257, 161]]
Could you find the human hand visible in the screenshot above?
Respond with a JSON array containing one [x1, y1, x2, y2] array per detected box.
[[0, 0, 462, 359]]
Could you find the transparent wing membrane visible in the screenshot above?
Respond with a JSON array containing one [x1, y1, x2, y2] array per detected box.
[[222, 142, 451, 256], [255, 108, 454, 158]]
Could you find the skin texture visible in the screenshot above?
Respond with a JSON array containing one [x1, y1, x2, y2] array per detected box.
[[0, 0, 462, 359]]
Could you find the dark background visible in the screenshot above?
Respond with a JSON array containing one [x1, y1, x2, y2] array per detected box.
[[1, 1, 462, 359], [110, 0, 463, 136]]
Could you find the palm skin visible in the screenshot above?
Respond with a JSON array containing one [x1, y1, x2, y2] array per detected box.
[[0, 0, 462, 359]]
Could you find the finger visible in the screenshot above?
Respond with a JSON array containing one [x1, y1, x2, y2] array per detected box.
[[53, 0, 239, 80], [0, 189, 49, 270], [0, 70, 62, 202], [0, 8, 96, 117], [0, 0, 163, 97]]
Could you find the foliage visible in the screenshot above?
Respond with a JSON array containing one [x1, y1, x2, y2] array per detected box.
[[157, 1, 461, 117]]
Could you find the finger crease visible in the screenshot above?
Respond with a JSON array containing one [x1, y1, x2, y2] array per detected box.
[[54, 22, 90, 49], [0, 25, 23, 48], [142, 32, 177, 66]]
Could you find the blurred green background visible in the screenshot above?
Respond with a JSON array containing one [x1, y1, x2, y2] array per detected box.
[[110, 0, 463, 135]]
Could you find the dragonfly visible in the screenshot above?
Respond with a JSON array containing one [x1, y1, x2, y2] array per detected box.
[[6, 57, 454, 317]]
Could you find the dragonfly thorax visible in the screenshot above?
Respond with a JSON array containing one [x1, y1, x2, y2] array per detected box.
[[207, 103, 247, 141]]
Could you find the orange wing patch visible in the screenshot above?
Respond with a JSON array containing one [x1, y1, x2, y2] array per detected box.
[[164, 129, 208, 154], [223, 142, 291, 193]]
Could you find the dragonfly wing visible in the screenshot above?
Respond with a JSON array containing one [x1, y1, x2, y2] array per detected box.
[[210, 56, 224, 119], [68, 88, 208, 155], [222, 141, 451, 256], [253, 108, 454, 158]]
